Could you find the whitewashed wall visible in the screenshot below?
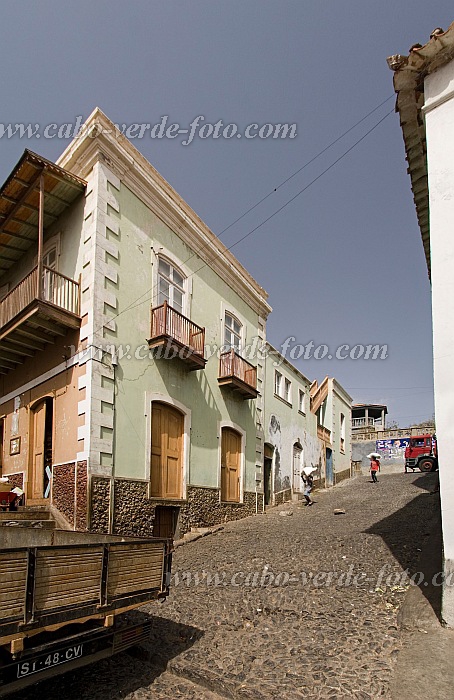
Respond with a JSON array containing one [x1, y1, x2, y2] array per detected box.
[[424, 58, 454, 626]]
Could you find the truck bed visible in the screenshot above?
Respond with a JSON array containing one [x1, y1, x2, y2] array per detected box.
[[0, 528, 172, 650]]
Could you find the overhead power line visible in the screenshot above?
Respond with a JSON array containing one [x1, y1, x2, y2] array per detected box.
[[74, 96, 395, 348], [218, 95, 395, 237]]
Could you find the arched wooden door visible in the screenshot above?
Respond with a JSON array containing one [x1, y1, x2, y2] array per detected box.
[[221, 428, 241, 502], [151, 403, 184, 499]]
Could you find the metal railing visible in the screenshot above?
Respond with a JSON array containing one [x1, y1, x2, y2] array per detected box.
[[150, 301, 205, 357], [218, 348, 257, 390], [0, 266, 80, 329]]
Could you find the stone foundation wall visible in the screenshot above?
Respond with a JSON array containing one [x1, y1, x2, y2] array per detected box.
[[89, 478, 265, 537], [90, 477, 111, 533], [112, 479, 155, 537], [3, 472, 24, 490], [178, 487, 262, 535], [274, 488, 292, 506], [75, 461, 88, 531], [334, 468, 351, 485], [52, 463, 76, 527]]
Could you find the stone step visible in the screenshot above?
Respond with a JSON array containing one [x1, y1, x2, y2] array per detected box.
[[25, 498, 50, 507], [0, 518, 56, 529], [0, 509, 52, 521]]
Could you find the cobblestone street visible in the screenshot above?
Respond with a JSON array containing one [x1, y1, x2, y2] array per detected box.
[[18, 470, 440, 700]]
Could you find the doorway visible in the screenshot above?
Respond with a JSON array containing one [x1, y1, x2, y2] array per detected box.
[[0, 419, 4, 476], [221, 427, 241, 502], [150, 403, 184, 499], [153, 505, 180, 539], [292, 443, 303, 493], [30, 398, 54, 500], [263, 443, 274, 506], [325, 448, 333, 487]]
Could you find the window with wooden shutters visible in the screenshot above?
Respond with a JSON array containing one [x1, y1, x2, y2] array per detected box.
[[151, 403, 184, 499], [221, 427, 241, 502]]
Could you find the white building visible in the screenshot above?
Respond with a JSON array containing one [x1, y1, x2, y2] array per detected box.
[[388, 21, 454, 626], [263, 344, 352, 505]]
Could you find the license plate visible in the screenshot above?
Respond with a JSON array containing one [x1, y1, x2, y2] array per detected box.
[[16, 644, 84, 678]]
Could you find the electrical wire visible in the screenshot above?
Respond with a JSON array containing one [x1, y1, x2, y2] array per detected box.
[[101, 106, 394, 325]]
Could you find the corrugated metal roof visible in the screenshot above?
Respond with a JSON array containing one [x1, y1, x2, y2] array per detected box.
[[0, 150, 86, 278], [387, 22, 454, 278]]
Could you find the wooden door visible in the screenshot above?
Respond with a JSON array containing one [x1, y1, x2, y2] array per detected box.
[[151, 403, 183, 498], [153, 506, 179, 538], [292, 445, 303, 493], [31, 401, 47, 499], [221, 428, 241, 502], [325, 448, 333, 487]]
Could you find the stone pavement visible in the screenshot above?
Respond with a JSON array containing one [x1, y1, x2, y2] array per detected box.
[[390, 490, 454, 700], [18, 469, 443, 700]]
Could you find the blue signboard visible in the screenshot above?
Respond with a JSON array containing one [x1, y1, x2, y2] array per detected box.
[[376, 439, 409, 451]]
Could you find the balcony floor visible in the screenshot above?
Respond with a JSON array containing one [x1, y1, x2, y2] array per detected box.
[[0, 300, 81, 373], [217, 375, 259, 400], [148, 335, 207, 371]]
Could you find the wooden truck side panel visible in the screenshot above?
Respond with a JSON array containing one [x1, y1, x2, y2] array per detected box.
[[0, 551, 28, 623], [0, 533, 171, 649]]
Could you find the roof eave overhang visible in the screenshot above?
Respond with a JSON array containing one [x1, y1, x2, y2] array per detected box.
[[0, 150, 86, 278], [388, 22, 454, 279]]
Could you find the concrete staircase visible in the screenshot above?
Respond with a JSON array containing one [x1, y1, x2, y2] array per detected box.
[[0, 505, 56, 530]]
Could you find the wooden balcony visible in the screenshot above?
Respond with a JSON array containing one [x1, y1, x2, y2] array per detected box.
[[218, 349, 258, 399], [317, 425, 332, 444], [148, 301, 206, 371], [0, 266, 81, 373]]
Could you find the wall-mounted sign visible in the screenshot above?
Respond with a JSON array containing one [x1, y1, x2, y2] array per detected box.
[[10, 437, 20, 455]]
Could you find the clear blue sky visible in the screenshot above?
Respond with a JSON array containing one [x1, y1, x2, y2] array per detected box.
[[2, 1, 451, 426]]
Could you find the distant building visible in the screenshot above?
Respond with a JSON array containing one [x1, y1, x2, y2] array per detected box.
[[262, 347, 352, 505], [263, 345, 322, 505], [352, 404, 387, 437], [311, 378, 353, 487]]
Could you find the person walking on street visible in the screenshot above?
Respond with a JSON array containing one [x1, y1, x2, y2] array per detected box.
[[370, 455, 380, 483]]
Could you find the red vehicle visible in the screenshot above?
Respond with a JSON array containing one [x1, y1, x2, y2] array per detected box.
[[405, 433, 438, 472]]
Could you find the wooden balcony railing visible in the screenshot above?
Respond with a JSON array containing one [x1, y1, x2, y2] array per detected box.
[[149, 301, 206, 370], [42, 266, 80, 315], [0, 266, 80, 330], [218, 349, 258, 399], [317, 425, 331, 444]]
